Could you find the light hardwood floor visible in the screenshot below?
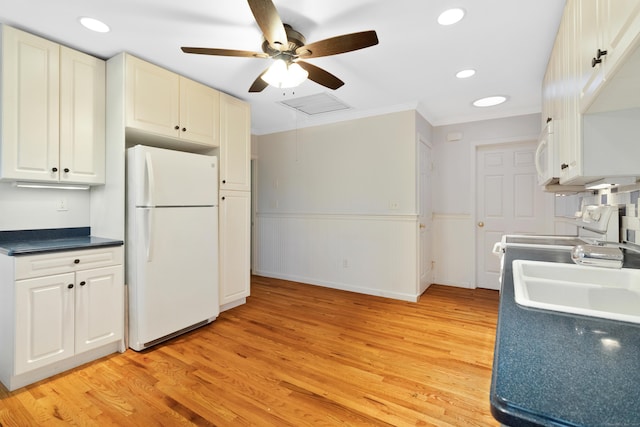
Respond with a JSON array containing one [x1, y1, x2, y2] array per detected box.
[[0, 276, 501, 426]]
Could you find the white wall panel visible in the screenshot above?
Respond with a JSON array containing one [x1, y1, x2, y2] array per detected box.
[[255, 213, 419, 301], [0, 182, 90, 230], [432, 214, 474, 288]]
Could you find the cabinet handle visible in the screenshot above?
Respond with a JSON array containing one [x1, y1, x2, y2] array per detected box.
[[74, 259, 80, 264], [222, 179, 226, 184], [63, 168, 70, 173], [591, 57, 602, 68], [182, 127, 187, 132], [561, 163, 569, 170], [174, 125, 180, 130], [221, 196, 226, 201], [52, 167, 58, 172], [546, 117, 552, 123], [79, 281, 86, 286], [68, 284, 74, 289], [596, 49, 608, 59]]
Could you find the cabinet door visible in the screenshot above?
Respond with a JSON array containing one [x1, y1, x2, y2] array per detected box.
[[59, 46, 106, 184], [75, 265, 123, 354], [179, 77, 220, 146], [577, 0, 604, 109], [15, 273, 75, 375], [219, 191, 251, 305], [219, 93, 251, 191], [601, 0, 640, 77], [559, 0, 582, 184], [125, 55, 180, 138], [1, 26, 60, 182]]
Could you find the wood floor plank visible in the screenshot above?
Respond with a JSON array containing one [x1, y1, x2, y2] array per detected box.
[[0, 276, 500, 426]]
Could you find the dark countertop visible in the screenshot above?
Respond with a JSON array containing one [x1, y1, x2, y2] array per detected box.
[[0, 227, 123, 256], [490, 247, 640, 427]]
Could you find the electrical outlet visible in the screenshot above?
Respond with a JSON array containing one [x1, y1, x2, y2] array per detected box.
[[57, 198, 68, 211]]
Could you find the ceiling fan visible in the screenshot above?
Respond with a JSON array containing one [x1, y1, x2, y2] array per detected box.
[[180, 0, 379, 92]]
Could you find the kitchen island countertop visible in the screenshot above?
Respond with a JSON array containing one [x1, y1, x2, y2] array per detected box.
[[491, 247, 640, 427], [0, 227, 123, 256]]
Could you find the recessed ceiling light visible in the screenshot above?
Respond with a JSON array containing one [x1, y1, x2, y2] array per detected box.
[[438, 8, 465, 26], [79, 17, 110, 33], [473, 96, 507, 107], [456, 69, 476, 79]]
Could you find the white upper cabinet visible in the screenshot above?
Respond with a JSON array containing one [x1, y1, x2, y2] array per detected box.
[[0, 25, 105, 184], [125, 55, 220, 147], [578, 0, 640, 112], [59, 46, 106, 184], [542, 0, 640, 185], [219, 92, 251, 191]]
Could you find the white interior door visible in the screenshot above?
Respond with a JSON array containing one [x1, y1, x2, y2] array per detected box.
[[418, 138, 433, 294], [476, 141, 554, 290]]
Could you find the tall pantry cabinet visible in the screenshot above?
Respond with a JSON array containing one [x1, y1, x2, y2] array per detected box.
[[219, 93, 251, 310]]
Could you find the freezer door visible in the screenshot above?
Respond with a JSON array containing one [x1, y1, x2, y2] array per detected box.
[[128, 145, 218, 207], [129, 206, 219, 347]]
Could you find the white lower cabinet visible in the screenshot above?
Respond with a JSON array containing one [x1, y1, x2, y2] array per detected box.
[[14, 273, 75, 375], [0, 246, 124, 391], [219, 191, 251, 309]]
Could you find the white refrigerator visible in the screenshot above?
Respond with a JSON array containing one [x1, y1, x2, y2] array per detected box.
[[126, 145, 219, 351]]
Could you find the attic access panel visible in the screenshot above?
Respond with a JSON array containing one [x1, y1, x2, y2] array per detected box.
[[279, 93, 351, 115]]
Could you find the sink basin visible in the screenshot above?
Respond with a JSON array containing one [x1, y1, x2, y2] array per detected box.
[[512, 260, 640, 324]]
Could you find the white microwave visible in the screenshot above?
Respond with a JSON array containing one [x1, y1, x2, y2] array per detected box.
[[534, 119, 560, 185]]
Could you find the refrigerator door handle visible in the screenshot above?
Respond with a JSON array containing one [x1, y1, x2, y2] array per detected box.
[[145, 152, 156, 207], [144, 208, 155, 262]]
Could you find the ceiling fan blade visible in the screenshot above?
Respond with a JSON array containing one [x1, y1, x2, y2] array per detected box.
[[297, 61, 344, 90], [181, 47, 269, 58], [296, 30, 378, 58], [247, 0, 288, 50], [249, 69, 270, 92]]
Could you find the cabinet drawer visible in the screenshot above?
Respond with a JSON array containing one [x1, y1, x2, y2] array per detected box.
[[15, 246, 123, 280]]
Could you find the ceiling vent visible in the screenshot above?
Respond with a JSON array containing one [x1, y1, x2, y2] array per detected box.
[[279, 93, 351, 115]]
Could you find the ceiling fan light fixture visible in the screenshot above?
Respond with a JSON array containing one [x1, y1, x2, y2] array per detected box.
[[261, 59, 309, 88]]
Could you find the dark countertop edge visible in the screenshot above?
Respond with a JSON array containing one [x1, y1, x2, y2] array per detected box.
[[489, 247, 640, 427], [5, 239, 124, 256], [0, 227, 90, 242], [0, 228, 123, 256], [490, 381, 572, 427]]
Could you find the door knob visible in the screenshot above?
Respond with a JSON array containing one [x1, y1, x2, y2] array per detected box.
[[477, 222, 484, 227]]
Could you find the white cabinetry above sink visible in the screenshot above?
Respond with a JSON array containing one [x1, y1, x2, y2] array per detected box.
[[540, 0, 640, 187]]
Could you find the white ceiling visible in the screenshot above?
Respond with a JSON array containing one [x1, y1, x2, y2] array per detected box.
[[0, 0, 566, 135]]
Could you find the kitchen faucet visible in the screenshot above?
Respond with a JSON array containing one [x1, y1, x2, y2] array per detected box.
[[571, 243, 624, 269]]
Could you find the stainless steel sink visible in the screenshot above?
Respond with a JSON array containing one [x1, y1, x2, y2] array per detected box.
[[512, 260, 640, 324]]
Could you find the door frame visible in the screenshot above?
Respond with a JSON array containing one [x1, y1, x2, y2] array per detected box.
[[417, 132, 433, 296], [250, 157, 258, 274]]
